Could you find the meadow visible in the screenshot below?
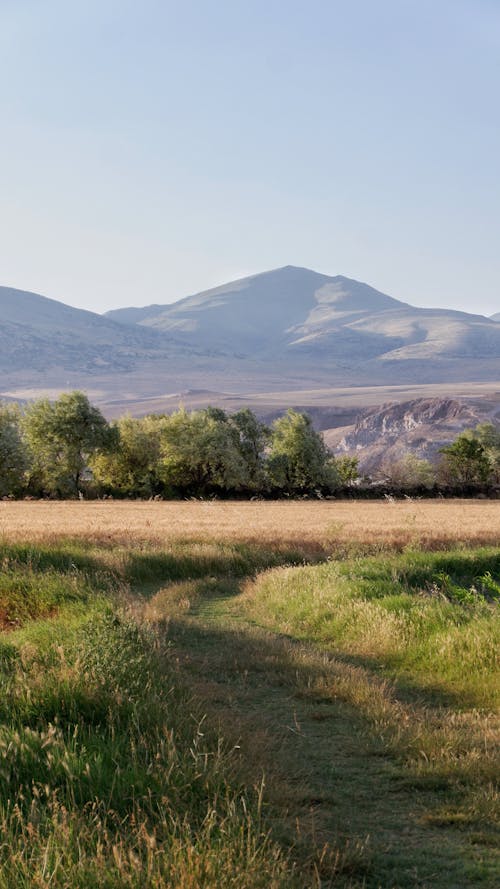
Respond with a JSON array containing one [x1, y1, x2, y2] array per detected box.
[[0, 500, 498, 887]]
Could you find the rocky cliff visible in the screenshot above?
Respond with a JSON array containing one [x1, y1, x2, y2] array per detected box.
[[326, 396, 500, 472]]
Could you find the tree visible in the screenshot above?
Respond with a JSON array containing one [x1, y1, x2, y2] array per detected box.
[[267, 409, 338, 494], [230, 408, 270, 491], [158, 408, 247, 495], [334, 455, 359, 487], [439, 434, 491, 487], [377, 453, 435, 489], [472, 423, 500, 484], [23, 391, 113, 496], [0, 403, 28, 496], [91, 414, 164, 496]]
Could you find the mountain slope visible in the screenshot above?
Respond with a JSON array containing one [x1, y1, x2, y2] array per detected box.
[[2, 270, 500, 403], [106, 266, 500, 365], [0, 285, 177, 375], [107, 266, 407, 356], [491, 312, 500, 322], [326, 395, 500, 472]]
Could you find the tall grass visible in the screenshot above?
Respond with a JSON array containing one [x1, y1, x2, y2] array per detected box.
[[242, 547, 500, 707], [1, 531, 498, 886], [0, 543, 302, 888]]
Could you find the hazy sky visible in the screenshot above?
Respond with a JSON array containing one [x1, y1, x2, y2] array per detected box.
[[1, 0, 499, 316]]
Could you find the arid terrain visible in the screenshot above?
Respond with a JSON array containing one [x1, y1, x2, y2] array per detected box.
[[2, 269, 500, 413]]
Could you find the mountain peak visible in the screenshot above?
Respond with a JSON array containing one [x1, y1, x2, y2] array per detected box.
[[2, 272, 500, 400], [105, 267, 411, 356]]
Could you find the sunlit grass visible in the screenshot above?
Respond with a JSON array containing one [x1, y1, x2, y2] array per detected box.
[[0, 542, 302, 888], [241, 547, 500, 707], [0, 520, 498, 887]]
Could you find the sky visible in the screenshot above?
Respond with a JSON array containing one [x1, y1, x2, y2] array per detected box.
[[0, 0, 499, 317]]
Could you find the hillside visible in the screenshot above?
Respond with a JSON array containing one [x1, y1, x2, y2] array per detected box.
[[107, 266, 405, 356], [325, 394, 500, 472], [107, 266, 500, 369], [1, 269, 500, 406], [0, 285, 186, 376]]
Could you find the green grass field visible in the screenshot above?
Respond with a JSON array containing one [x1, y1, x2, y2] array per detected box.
[[0, 528, 498, 887]]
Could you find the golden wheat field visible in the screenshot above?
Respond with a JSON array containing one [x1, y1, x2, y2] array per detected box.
[[0, 498, 499, 547]]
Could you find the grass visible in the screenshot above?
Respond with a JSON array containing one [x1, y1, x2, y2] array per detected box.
[[147, 568, 500, 887], [240, 547, 500, 707], [0, 541, 305, 888], [0, 501, 499, 886]]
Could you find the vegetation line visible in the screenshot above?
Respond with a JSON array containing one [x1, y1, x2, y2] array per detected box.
[[1, 390, 499, 499]]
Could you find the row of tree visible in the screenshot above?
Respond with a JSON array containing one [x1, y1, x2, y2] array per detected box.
[[0, 392, 344, 498], [0, 391, 499, 498]]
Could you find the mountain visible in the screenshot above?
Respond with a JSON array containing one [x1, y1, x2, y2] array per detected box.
[[106, 266, 500, 370], [491, 313, 500, 322], [0, 285, 181, 376], [107, 267, 405, 356], [2, 269, 500, 408]]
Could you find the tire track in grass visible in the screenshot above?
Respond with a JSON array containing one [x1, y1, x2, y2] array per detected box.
[[144, 577, 499, 889]]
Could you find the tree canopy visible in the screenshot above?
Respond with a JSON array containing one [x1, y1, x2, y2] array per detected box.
[[23, 391, 113, 496], [0, 392, 497, 499], [267, 409, 338, 494], [0, 402, 27, 497], [439, 432, 492, 487]]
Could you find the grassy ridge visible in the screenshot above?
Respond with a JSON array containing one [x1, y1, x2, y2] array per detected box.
[[0, 541, 305, 888]]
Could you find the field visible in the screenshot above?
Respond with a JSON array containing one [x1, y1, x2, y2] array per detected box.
[[0, 500, 498, 887], [2, 499, 500, 547]]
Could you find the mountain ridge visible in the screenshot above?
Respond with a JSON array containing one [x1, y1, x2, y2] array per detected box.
[[0, 284, 190, 376], [325, 394, 500, 472], [105, 265, 500, 363], [1, 268, 500, 402]]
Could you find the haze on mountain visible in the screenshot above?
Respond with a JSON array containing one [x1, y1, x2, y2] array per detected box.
[[107, 265, 500, 368], [0, 285, 184, 376], [2, 267, 500, 405]]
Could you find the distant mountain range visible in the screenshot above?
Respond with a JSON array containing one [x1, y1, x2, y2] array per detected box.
[[106, 266, 500, 366], [0, 285, 180, 374], [1, 267, 500, 403]]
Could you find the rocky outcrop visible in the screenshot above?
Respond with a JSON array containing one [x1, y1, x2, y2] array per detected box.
[[329, 397, 500, 472]]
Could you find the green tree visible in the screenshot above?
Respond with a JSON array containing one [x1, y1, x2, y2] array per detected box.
[[267, 409, 338, 494], [472, 423, 500, 484], [23, 391, 113, 496], [230, 408, 270, 491], [334, 455, 359, 487], [0, 402, 28, 497], [439, 434, 491, 487], [377, 453, 435, 489], [91, 414, 164, 496], [158, 408, 247, 494]]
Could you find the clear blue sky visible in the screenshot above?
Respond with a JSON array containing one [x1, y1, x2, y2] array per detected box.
[[1, 0, 499, 316]]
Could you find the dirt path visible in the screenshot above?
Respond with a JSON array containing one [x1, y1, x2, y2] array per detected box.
[[146, 582, 499, 889]]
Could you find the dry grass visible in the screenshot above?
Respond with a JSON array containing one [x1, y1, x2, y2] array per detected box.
[[1, 499, 499, 548]]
